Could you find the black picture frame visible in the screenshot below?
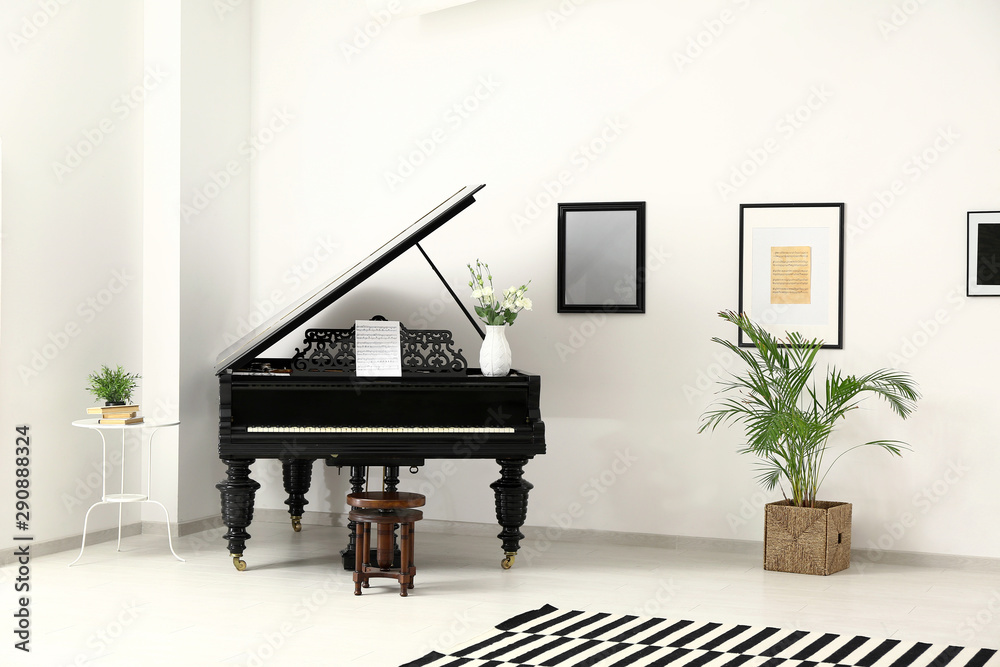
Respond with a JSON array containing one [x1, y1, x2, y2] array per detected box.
[[557, 201, 646, 314], [967, 211, 1000, 296], [738, 203, 845, 348]]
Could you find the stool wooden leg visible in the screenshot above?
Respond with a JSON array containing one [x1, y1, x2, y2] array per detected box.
[[399, 522, 411, 597], [376, 522, 394, 570], [408, 523, 416, 589], [360, 524, 371, 588], [353, 522, 365, 595]]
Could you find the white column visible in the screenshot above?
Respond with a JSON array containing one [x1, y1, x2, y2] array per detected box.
[[177, 0, 252, 525], [141, 0, 181, 526]]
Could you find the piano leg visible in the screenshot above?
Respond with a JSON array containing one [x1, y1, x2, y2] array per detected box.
[[282, 458, 315, 532], [491, 457, 534, 570], [383, 465, 400, 491], [216, 458, 261, 571], [341, 465, 368, 569]]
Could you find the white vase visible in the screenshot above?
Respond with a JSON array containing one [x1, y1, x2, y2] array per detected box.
[[480, 325, 512, 377]]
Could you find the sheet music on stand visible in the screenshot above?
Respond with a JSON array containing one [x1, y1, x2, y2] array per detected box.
[[355, 320, 402, 377]]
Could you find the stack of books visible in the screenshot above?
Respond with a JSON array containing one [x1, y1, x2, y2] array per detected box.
[[87, 405, 143, 424]]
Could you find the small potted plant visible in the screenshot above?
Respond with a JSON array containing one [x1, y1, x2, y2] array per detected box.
[[86, 365, 141, 406], [698, 310, 919, 575]]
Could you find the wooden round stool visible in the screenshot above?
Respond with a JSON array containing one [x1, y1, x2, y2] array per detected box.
[[346, 492, 425, 597]]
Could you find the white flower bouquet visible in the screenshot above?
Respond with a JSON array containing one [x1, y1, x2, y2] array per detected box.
[[467, 260, 532, 326]]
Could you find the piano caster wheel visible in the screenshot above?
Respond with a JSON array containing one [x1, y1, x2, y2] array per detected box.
[[232, 555, 247, 571], [501, 552, 516, 570], [291, 516, 302, 532]]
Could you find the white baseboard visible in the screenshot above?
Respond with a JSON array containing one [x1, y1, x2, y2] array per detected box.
[[141, 514, 224, 537], [252, 508, 1000, 573], [0, 515, 224, 565], [6, 510, 998, 573], [0, 523, 142, 565]]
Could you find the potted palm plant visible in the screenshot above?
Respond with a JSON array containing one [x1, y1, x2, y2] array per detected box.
[[698, 310, 919, 575]]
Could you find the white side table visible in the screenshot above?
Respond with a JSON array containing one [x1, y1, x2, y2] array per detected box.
[[69, 418, 184, 565]]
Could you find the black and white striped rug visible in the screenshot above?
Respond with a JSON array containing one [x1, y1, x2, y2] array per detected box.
[[400, 604, 998, 667]]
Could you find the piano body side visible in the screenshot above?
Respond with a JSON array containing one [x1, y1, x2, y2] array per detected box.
[[218, 363, 545, 462]]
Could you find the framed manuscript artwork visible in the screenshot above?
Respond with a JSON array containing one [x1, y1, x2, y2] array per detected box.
[[738, 203, 845, 348]]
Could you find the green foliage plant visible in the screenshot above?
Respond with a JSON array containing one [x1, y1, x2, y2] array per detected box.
[[698, 310, 920, 508], [86, 365, 141, 404]]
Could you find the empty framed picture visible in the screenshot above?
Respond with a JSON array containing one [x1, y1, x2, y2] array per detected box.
[[739, 203, 845, 348], [557, 202, 645, 313], [967, 211, 1000, 296]]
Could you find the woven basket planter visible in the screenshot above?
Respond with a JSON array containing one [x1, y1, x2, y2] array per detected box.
[[763, 500, 852, 575]]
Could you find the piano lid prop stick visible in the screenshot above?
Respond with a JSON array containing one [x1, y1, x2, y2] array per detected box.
[[416, 242, 486, 340]]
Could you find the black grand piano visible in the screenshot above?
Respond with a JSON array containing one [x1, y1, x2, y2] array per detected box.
[[214, 185, 544, 571]]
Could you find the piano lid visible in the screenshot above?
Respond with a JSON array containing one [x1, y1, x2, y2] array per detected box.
[[214, 184, 485, 374]]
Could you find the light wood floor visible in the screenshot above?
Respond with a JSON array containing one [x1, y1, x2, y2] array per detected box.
[[4, 521, 999, 666]]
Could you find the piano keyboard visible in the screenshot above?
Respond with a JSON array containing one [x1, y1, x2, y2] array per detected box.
[[246, 426, 516, 433]]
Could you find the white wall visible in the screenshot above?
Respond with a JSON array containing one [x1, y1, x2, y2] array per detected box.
[[0, 1, 145, 551], [244, 0, 1000, 558], [0, 0, 251, 552], [1, 0, 997, 562]]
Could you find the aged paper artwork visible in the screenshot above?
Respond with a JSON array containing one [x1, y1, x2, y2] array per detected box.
[[770, 246, 811, 305]]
